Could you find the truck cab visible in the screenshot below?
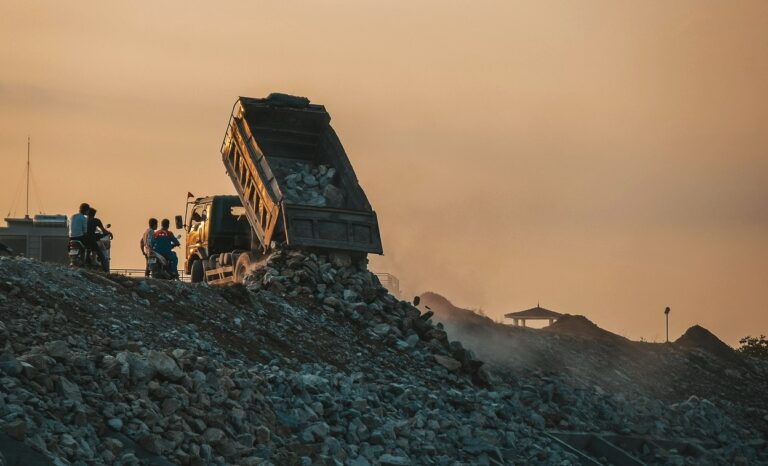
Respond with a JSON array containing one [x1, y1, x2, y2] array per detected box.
[[184, 195, 251, 282]]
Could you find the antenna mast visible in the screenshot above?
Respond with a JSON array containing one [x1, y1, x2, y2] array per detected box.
[[25, 136, 30, 219]]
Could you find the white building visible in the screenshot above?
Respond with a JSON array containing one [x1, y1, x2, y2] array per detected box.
[[0, 215, 69, 264]]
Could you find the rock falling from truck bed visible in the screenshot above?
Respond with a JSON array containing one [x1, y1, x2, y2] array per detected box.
[[274, 161, 346, 208]]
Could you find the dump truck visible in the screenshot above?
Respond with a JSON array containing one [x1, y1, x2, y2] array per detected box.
[[183, 93, 383, 284]]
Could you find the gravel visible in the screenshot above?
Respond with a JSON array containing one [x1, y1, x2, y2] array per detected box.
[[0, 255, 765, 465]]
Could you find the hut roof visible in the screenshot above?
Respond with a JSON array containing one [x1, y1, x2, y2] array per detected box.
[[504, 306, 563, 320]]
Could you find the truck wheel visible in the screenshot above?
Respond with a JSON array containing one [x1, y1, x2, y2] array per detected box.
[[208, 254, 220, 270], [234, 253, 252, 283], [190, 260, 204, 283]]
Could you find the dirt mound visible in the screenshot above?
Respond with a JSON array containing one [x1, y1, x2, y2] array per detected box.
[[418, 291, 494, 326], [675, 325, 743, 364], [543, 314, 628, 342]]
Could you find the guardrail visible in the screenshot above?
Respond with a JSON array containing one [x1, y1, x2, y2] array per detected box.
[[112, 267, 393, 289], [111, 268, 191, 282], [374, 272, 400, 299]]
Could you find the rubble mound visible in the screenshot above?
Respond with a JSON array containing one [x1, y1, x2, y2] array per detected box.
[[675, 325, 743, 363], [423, 292, 768, 465], [543, 314, 628, 342], [1, 256, 586, 466], [1, 260, 766, 466], [240, 250, 492, 387]]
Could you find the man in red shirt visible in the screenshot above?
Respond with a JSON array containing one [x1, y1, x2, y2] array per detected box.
[[153, 218, 180, 278]]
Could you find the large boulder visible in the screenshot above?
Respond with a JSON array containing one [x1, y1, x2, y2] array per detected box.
[[147, 350, 183, 381]]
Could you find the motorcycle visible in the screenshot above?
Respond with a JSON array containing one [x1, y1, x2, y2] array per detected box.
[[149, 234, 181, 280], [68, 225, 112, 270], [67, 239, 87, 267]]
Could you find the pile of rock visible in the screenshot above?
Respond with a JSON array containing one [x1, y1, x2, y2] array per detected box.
[[0, 256, 576, 465], [420, 292, 768, 466], [278, 162, 345, 208], [1, 255, 766, 465], [242, 250, 491, 386]]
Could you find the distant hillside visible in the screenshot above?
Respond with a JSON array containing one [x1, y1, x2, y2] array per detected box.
[[417, 291, 766, 410]]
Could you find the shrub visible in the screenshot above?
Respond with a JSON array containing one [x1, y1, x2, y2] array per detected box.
[[737, 334, 768, 359]]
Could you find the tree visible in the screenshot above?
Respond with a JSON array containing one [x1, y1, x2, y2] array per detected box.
[[737, 334, 768, 359]]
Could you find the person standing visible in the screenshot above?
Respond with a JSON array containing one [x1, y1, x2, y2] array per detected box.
[[68, 203, 90, 242], [140, 218, 158, 277]]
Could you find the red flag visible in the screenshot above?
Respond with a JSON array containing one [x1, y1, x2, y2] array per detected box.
[[187, 192, 195, 198]]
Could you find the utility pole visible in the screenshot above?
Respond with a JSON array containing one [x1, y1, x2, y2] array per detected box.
[[664, 306, 671, 343], [25, 136, 30, 219]]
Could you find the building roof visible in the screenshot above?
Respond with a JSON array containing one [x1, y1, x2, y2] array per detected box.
[[504, 305, 563, 320], [2, 215, 67, 231]]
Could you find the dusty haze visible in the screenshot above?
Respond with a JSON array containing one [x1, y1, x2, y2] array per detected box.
[[1, 1, 766, 345]]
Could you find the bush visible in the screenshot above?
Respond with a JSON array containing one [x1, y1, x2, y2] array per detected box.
[[737, 334, 768, 359]]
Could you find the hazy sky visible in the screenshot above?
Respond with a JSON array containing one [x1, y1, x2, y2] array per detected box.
[[1, 1, 766, 345]]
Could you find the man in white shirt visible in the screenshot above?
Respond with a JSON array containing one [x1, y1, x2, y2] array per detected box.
[[68, 203, 90, 240], [140, 218, 158, 277]]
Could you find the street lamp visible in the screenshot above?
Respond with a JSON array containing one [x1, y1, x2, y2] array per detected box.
[[664, 307, 671, 343]]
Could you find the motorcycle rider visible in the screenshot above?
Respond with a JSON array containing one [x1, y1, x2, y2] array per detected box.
[[153, 218, 180, 278], [68, 203, 90, 243], [85, 208, 111, 272], [140, 218, 158, 277]]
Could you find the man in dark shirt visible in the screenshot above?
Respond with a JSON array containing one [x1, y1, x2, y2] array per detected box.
[[153, 218, 180, 278], [85, 208, 111, 272]]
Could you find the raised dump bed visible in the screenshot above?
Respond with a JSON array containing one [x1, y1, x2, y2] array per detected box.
[[220, 94, 383, 254]]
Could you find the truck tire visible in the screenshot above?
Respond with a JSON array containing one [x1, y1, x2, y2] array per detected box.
[[234, 253, 252, 284], [220, 253, 233, 266], [208, 254, 220, 270], [190, 259, 204, 283]]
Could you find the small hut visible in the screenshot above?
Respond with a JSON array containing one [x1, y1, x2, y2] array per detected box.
[[505, 304, 562, 327]]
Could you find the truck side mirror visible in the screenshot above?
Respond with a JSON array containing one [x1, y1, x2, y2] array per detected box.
[[175, 215, 184, 230]]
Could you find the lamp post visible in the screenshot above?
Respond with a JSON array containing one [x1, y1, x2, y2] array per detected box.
[[664, 307, 671, 343]]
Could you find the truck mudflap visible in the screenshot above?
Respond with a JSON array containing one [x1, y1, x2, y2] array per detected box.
[[282, 204, 383, 254]]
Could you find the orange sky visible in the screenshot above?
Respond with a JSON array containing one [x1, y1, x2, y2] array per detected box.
[[1, 1, 766, 345]]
